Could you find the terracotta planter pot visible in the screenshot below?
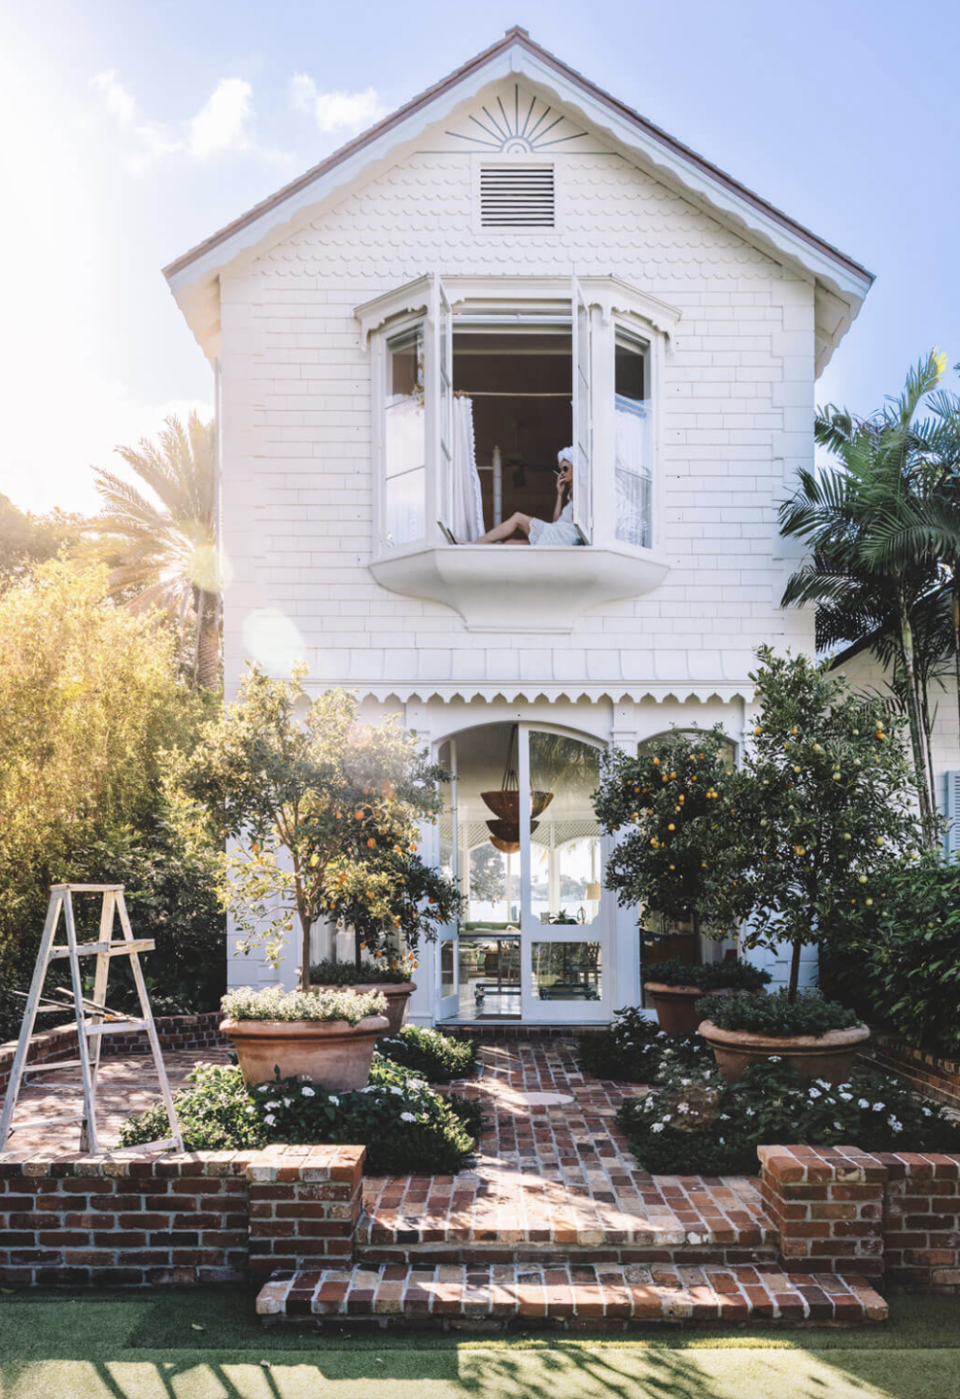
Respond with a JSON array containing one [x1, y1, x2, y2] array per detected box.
[[644, 981, 735, 1037], [309, 981, 416, 1037], [697, 1019, 871, 1084], [220, 1015, 389, 1090]]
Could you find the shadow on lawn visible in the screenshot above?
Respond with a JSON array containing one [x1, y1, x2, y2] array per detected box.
[[17, 1344, 947, 1399]]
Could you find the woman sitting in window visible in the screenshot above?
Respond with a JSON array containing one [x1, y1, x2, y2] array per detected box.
[[465, 449, 583, 546]]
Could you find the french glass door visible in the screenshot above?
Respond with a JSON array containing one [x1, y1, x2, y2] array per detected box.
[[438, 723, 610, 1024]]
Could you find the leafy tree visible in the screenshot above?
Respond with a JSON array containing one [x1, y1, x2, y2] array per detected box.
[[83, 412, 221, 690], [779, 351, 948, 843], [166, 666, 461, 989], [0, 494, 84, 584], [0, 560, 219, 1036], [469, 844, 505, 903], [704, 649, 921, 999], [594, 726, 736, 940]]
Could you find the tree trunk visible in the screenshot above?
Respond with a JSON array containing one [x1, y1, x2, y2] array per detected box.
[[299, 909, 311, 992], [953, 584, 960, 793], [195, 590, 221, 692], [788, 937, 803, 1002], [898, 607, 936, 844], [355, 927, 363, 971]]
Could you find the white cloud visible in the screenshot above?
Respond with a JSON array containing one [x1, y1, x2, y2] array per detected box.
[[90, 70, 136, 126], [290, 74, 386, 133], [91, 71, 256, 172], [187, 78, 252, 159]]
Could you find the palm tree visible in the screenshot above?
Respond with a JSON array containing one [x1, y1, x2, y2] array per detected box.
[[779, 352, 948, 845], [85, 413, 221, 690], [867, 380, 960, 751]]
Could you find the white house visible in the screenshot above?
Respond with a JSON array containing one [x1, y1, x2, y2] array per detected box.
[[164, 27, 884, 1026]]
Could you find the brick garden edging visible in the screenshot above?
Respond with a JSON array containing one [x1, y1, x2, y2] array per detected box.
[[758, 1144, 960, 1293], [867, 1034, 960, 1113], [0, 1143, 363, 1287], [0, 1012, 229, 1098]]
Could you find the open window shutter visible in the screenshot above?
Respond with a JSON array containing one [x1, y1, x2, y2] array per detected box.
[[571, 277, 592, 543], [946, 771, 960, 856], [435, 275, 454, 537]]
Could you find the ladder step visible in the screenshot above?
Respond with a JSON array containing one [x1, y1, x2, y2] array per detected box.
[[83, 1019, 148, 1036], [8, 1114, 83, 1131], [48, 939, 155, 959], [50, 884, 124, 893], [23, 1059, 84, 1073]]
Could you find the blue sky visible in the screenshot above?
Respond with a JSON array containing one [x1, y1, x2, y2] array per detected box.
[[3, 0, 957, 513]]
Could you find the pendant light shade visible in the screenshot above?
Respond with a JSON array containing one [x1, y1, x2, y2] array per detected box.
[[481, 725, 554, 844]]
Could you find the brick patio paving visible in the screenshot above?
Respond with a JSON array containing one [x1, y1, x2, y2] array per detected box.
[[4, 1035, 772, 1263]]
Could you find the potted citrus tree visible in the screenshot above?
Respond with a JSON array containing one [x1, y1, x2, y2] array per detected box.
[[595, 726, 762, 1031], [695, 649, 921, 1079], [313, 847, 461, 1034], [165, 664, 460, 1083]]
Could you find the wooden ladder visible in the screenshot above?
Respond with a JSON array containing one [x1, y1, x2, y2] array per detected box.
[[0, 884, 183, 1154]]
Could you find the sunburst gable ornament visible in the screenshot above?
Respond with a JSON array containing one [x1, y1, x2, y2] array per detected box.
[[446, 84, 588, 154]]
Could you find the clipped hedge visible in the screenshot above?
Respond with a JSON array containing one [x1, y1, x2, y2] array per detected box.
[[376, 1024, 477, 1083]]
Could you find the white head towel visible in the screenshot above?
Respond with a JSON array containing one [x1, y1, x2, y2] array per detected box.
[[557, 447, 574, 465]]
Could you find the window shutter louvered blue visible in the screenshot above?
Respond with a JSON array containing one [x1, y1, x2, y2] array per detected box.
[[945, 771, 960, 856]]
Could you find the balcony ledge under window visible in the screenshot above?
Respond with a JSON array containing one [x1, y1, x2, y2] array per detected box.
[[369, 543, 670, 634]]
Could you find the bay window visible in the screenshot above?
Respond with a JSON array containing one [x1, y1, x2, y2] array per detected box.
[[358, 275, 677, 629]]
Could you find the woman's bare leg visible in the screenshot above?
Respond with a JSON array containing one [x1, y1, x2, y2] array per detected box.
[[473, 512, 533, 544]]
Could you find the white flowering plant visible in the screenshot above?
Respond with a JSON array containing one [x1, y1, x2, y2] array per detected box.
[[118, 1051, 479, 1175], [617, 1052, 960, 1176], [578, 1008, 712, 1083], [220, 984, 387, 1025]]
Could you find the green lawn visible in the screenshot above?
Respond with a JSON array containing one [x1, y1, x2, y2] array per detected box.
[[2, 1288, 960, 1399]]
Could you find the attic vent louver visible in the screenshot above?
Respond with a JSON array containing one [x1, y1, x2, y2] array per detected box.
[[480, 165, 555, 228]]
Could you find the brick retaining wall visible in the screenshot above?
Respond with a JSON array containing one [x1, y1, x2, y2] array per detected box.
[[0, 1143, 363, 1287], [758, 1144, 960, 1294], [867, 1035, 960, 1113], [0, 1013, 229, 1097]]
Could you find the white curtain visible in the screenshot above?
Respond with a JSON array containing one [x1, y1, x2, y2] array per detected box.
[[449, 397, 485, 541]]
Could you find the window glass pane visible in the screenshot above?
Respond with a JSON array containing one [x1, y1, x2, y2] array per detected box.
[[529, 732, 602, 926], [615, 331, 651, 549], [385, 466, 425, 547], [532, 941, 602, 1001], [385, 328, 425, 546]]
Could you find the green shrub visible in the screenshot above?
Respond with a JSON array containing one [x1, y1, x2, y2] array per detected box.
[[644, 959, 771, 991], [578, 1008, 713, 1083], [617, 1053, 960, 1176], [377, 1025, 477, 1083], [119, 1057, 476, 1175], [822, 851, 960, 1058], [220, 985, 387, 1024], [697, 987, 860, 1036], [309, 958, 413, 986]]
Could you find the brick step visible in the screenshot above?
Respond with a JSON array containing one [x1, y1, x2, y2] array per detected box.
[[356, 1206, 778, 1267], [257, 1262, 888, 1329]]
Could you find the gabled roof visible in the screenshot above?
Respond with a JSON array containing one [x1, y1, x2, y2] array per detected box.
[[165, 26, 873, 366]]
